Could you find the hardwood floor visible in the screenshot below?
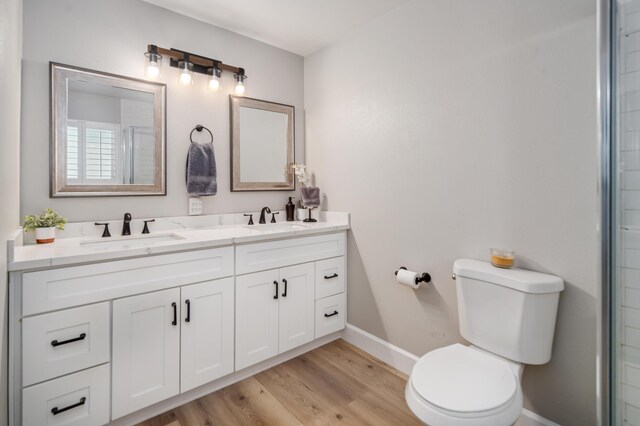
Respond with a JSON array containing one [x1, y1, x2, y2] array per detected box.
[[138, 339, 422, 426]]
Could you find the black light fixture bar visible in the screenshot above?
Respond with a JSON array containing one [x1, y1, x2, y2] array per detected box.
[[147, 44, 242, 76]]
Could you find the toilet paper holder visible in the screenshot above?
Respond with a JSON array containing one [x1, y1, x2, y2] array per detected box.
[[395, 267, 431, 285]]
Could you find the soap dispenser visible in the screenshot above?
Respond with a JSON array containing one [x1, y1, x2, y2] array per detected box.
[[286, 197, 295, 221]]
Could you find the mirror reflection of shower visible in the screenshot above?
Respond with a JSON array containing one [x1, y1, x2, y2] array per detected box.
[[124, 126, 155, 184]]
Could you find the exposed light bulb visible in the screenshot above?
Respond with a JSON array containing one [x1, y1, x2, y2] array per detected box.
[[146, 61, 160, 79], [178, 58, 193, 86], [209, 75, 221, 91], [235, 80, 245, 95], [179, 70, 192, 86], [144, 50, 162, 80]]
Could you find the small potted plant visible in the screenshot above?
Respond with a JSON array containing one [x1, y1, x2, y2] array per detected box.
[[23, 208, 68, 244], [289, 163, 320, 222]]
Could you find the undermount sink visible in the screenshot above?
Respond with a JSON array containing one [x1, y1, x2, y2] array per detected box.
[[250, 223, 310, 233], [80, 233, 185, 249]]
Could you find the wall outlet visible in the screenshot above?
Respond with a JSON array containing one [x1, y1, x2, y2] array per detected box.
[[189, 197, 203, 216]]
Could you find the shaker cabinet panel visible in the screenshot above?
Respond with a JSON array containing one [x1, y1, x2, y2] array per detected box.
[[22, 302, 110, 386], [315, 292, 346, 338], [112, 288, 180, 419], [315, 256, 345, 299], [22, 364, 110, 426], [23, 246, 233, 316], [181, 278, 235, 392], [236, 232, 346, 275], [235, 270, 280, 370], [279, 263, 316, 353]]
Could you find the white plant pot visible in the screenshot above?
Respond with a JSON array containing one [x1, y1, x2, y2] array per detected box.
[[35, 227, 56, 244]]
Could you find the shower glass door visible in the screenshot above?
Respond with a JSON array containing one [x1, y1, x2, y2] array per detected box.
[[613, 1, 640, 424]]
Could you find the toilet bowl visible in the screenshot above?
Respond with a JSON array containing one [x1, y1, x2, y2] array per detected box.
[[405, 344, 523, 426], [405, 259, 563, 425]]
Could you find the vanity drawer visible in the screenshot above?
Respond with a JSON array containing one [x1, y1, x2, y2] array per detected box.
[[315, 257, 345, 299], [315, 293, 346, 338], [22, 246, 234, 315], [236, 231, 346, 275], [22, 302, 110, 386], [22, 363, 110, 426]]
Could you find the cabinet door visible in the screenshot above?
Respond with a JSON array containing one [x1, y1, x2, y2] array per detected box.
[[236, 270, 279, 370], [181, 278, 234, 392], [112, 288, 180, 419], [279, 263, 315, 353]]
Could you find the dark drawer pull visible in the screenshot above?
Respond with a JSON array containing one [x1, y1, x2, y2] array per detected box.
[[51, 397, 86, 415], [171, 302, 177, 326], [282, 278, 288, 298], [324, 311, 339, 318], [273, 281, 279, 300], [324, 273, 339, 280], [185, 299, 191, 323], [51, 333, 86, 347]]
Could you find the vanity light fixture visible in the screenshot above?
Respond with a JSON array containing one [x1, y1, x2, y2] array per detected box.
[[144, 45, 246, 94], [208, 63, 222, 92], [234, 69, 247, 96], [144, 45, 162, 80], [178, 53, 194, 86]]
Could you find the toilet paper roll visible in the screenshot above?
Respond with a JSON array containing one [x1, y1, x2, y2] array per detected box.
[[396, 269, 421, 289]]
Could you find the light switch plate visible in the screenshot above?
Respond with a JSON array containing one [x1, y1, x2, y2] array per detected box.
[[189, 197, 203, 216]]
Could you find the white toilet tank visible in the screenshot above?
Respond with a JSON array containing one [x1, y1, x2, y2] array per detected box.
[[453, 259, 564, 365]]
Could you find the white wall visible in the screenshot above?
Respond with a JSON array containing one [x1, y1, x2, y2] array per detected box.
[[21, 0, 304, 222], [305, 1, 598, 424], [0, 0, 22, 424]]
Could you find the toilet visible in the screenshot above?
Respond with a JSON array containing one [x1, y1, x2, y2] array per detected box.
[[405, 259, 564, 426]]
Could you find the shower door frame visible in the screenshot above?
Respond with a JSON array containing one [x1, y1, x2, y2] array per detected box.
[[599, 0, 613, 424]]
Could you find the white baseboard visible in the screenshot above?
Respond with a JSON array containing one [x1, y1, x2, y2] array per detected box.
[[520, 408, 562, 426], [341, 323, 418, 375], [341, 323, 560, 426]]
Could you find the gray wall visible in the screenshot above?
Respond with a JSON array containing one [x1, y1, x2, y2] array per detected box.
[[0, 0, 22, 424], [304, 0, 598, 424], [21, 0, 304, 222]]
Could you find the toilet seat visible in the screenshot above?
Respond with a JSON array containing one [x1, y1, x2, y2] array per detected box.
[[406, 344, 523, 425]]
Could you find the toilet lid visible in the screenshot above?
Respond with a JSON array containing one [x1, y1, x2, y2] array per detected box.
[[411, 344, 517, 413]]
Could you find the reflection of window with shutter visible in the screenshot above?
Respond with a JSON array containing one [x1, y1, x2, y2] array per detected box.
[[67, 120, 121, 184]]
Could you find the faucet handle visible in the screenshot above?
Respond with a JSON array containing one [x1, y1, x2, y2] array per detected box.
[[94, 223, 111, 238], [243, 213, 254, 225], [142, 219, 155, 234], [271, 212, 280, 223]]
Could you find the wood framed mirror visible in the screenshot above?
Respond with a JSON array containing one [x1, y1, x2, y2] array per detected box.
[[50, 63, 166, 197], [230, 96, 295, 191]]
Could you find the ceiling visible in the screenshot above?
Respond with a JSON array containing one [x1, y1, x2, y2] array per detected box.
[[141, 0, 410, 56]]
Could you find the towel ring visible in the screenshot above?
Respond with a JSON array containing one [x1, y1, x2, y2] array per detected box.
[[190, 125, 213, 144]]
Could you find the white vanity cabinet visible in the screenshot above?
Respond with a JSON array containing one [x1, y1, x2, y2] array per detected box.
[[10, 228, 348, 426], [180, 278, 235, 392], [235, 263, 315, 370], [111, 288, 181, 419], [234, 232, 346, 370], [112, 278, 235, 418]]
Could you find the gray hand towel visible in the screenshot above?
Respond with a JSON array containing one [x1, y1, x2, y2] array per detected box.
[[300, 186, 320, 207], [186, 142, 217, 196]]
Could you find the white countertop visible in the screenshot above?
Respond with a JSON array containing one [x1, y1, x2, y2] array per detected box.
[[8, 212, 350, 271]]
